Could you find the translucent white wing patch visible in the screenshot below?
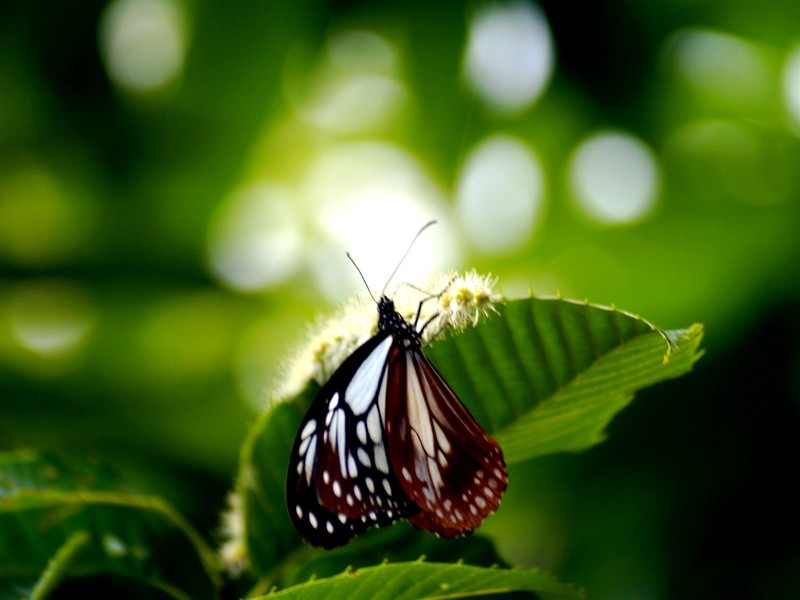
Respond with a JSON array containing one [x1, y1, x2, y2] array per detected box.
[[345, 336, 392, 415]]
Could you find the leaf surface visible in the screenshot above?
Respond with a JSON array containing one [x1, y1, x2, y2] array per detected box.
[[0, 450, 219, 599], [234, 297, 703, 588], [258, 560, 584, 600]]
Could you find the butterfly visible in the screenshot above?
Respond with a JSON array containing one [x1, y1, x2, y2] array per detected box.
[[285, 222, 507, 549]]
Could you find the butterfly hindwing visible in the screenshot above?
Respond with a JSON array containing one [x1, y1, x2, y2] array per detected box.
[[384, 346, 508, 537]]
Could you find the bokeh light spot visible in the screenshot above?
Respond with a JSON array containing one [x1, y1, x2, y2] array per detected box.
[[286, 30, 407, 134], [302, 142, 459, 299], [568, 131, 660, 225], [665, 119, 796, 207], [666, 29, 771, 111], [463, 2, 554, 114], [327, 29, 398, 74], [99, 0, 189, 95], [2, 281, 96, 376], [456, 134, 545, 254], [207, 182, 303, 292], [299, 75, 407, 134], [0, 156, 85, 266]]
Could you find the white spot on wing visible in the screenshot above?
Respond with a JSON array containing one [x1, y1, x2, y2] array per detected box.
[[356, 421, 367, 444], [433, 420, 451, 453], [336, 410, 346, 453], [428, 456, 443, 489], [366, 406, 382, 444], [299, 436, 312, 457], [346, 336, 392, 415], [303, 437, 316, 484], [406, 355, 435, 455], [374, 442, 389, 473], [414, 449, 427, 479], [332, 411, 347, 476], [300, 419, 316, 440], [348, 453, 358, 478]]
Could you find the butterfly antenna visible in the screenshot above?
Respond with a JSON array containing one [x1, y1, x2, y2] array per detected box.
[[381, 220, 437, 296], [347, 252, 378, 304]]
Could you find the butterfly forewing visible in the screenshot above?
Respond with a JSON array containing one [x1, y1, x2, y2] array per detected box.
[[384, 347, 508, 537], [286, 332, 418, 548]]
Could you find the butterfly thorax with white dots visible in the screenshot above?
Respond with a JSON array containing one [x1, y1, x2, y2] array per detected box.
[[377, 297, 423, 349]]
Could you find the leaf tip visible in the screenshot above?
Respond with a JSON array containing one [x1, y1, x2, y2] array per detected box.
[[660, 322, 705, 363]]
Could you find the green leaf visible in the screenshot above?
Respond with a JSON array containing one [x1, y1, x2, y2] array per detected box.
[[0, 450, 220, 599], [233, 297, 703, 584], [256, 560, 584, 600], [237, 395, 312, 573], [29, 530, 91, 599], [424, 298, 704, 463]]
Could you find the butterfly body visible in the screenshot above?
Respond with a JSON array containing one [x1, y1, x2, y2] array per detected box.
[[286, 295, 507, 549]]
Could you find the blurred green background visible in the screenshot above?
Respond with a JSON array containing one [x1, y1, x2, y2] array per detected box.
[[1, 0, 799, 598]]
